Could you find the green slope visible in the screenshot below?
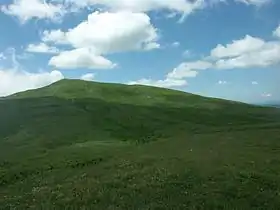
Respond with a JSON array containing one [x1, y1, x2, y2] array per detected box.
[[2, 79, 277, 147], [1, 80, 280, 209], [10, 79, 239, 107]]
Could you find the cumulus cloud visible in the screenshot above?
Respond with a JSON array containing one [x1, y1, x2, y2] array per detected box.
[[252, 81, 258, 85], [1, 0, 65, 23], [45, 11, 160, 69], [128, 25, 280, 89], [42, 29, 68, 44], [60, 0, 266, 17], [210, 29, 280, 69], [211, 35, 265, 59], [215, 41, 280, 69], [1, 0, 270, 23], [26, 43, 60, 54], [0, 53, 6, 60], [261, 93, 272, 97], [273, 25, 280, 38], [0, 69, 64, 96], [45, 11, 159, 54], [128, 60, 210, 88], [128, 78, 187, 88], [81, 73, 95, 81], [0, 0, 205, 24], [218, 80, 228, 85], [236, 0, 271, 6], [171, 42, 180, 48], [49, 48, 116, 69], [167, 61, 212, 79], [144, 42, 161, 51], [61, 0, 205, 17]]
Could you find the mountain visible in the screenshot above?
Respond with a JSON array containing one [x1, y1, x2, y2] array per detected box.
[[258, 101, 280, 108], [266, 103, 280, 108], [268, 104, 280, 108], [1, 79, 280, 209]]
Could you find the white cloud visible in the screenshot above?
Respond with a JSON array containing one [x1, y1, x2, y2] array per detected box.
[[1, 0, 65, 23], [126, 14, 279, 91], [81, 73, 95, 81], [273, 25, 280, 38], [43, 11, 160, 69], [129, 25, 280, 90], [171, 41, 180, 48], [182, 50, 191, 58], [44, 11, 159, 54], [1, 0, 268, 24], [128, 78, 187, 88], [215, 41, 280, 69], [211, 35, 265, 59], [261, 93, 272, 97], [0, 53, 6, 60], [144, 42, 161, 51], [211, 28, 280, 69], [58, 0, 268, 18], [236, 0, 271, 6], [218, 80, 228, 85], [62, 0, 204, 16], [42, 29, 68, 44], [0, 69, 64, 96], [167, 61, 212, 79], [127, 60, 211, 88], [60, 0, 266, 16], [26, 43, 60, 54], [49, 48, 116, 69], [252, 81, 258, 85]]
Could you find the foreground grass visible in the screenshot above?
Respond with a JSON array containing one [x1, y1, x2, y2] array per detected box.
[[1, 127, 280, 209]]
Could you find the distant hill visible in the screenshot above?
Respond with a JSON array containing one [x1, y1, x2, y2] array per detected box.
[[9, 79, 244, 108], [258, 101, 280, 108], [1, 79, 280, 209], [269, 103, 280, 108], [270, 104, 280, 108], [2, 79, 277, 145]]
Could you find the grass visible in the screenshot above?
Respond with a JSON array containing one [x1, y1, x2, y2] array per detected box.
[[1, 79, 280, 209]]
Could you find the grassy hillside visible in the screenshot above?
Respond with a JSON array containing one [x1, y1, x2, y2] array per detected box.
[[10, 79, 243, 108], [1, 79, 280, 209]]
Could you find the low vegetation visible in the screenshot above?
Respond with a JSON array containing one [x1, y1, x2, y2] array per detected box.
[[1, 80, 280, 209]]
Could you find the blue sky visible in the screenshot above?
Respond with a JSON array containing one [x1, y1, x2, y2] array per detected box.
[[0, 0, 280, 104]]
